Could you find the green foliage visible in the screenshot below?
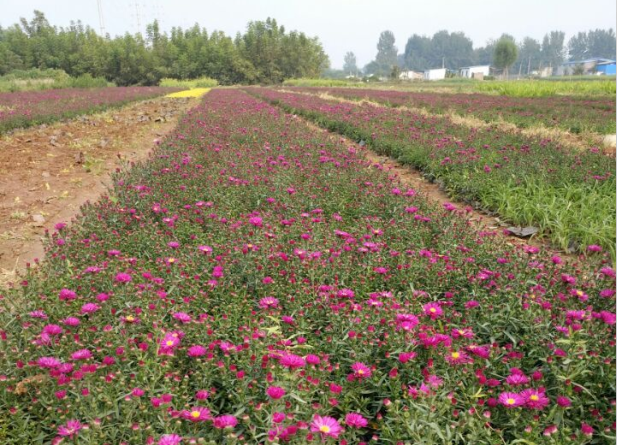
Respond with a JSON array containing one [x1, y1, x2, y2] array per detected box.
[[0, 11, 328, 86], [568, 29, 617, 61], [159, 77, 219, 88], [282, 78, 363, 87], [0, 68, 110, 92], [475, 79, 616, 97], [493, 39, 519, 74]]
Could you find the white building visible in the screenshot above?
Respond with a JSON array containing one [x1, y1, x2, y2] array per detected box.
[[459, 65, 490, 78], [399, 70, 423, 80], [423, 68, 446, 81]]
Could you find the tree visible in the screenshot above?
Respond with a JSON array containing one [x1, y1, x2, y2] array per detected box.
[[343, 51, 358, 76], [374, 30, 397, 76], [518, 37, 542, 74], [569, 29, 616, 61], [541, 31, 565, 72], [493, 38, 518, 78]]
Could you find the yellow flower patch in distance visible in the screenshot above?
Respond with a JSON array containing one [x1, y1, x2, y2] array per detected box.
[[166, 88, 211, 98]]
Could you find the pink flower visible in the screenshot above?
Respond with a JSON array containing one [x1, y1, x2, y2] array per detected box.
[[351, 362, 372, 379], [158, 434, 182, 445], [556, 396, 572, 407], [213, 415, 238, 429], [310, 415, 343, 438], [521, 388, 550, 410], [37, 356, 62, 368], [305, 354, 321, 365], [345, 413, 368, 428], [58, 419, 82, 438], [581, 423, 594, 437], [279, 353, 305, 369], [71, 349, 93, 361], [187, 345, 207, 357], [172, 312, 192, 323], [266, 386, 286, 399], [181, 406, 211, 422], [198, 245, 213, 254], [80, 303, 100, 314], [59, 288, 77, 301], [423, 302, 443, 319], [114, 273, 132, 283], [249, 216, 263, 227], [63, 317, 80, 327], [398, 352, 417, 363], [445, 350, 473, 365], [498, 392, 524, 408], [259, 297, 280, 309]]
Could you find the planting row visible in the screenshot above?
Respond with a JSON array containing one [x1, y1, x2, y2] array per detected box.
[[249, 87, 616, 258], [0, 87, 180, 134], [0, 89, 614, 444], [287, 87, 617, 135]]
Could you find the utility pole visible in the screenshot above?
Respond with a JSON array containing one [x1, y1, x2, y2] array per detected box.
[[527, 57, 531, 75], [442, 57, 445, 69], [96, 0, 105, 36]]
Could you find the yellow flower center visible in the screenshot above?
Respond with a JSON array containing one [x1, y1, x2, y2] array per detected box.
[[319, 425, 331, 433], [530, 395, 539, 401], [507, 398, 516, 405], [166, 340, 174, 346], [247, 244, 253, 249], [191, 411, 200, 418], [357, 369, 364, 375], [126, 315, 135, 322], [451, 352, 460, 359], [429, 308, 436, 313], [576, 290, 583, 296], [168, 258, 175, 263]]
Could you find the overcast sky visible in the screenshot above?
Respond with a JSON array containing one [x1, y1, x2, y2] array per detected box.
[[2, 0, 615, 68]]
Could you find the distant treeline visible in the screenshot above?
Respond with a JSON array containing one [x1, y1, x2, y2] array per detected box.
[[0, 11, 329, 85], [360, 29, 616, 76]]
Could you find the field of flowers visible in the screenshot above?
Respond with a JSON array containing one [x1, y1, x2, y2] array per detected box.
[[0, 88, 614, 444], [0, 87, 180, 134], [248, 88, 616, 258], [287, 87, 617, 135]]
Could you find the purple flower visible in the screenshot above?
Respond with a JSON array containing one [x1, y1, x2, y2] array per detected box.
[[345, 412, 368, 428]]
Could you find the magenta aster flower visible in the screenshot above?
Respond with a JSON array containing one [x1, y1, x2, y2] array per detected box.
[[310, 415, 343, 438], [181, 406, 211, 422], [423, 302, 443, 319], [37, 356, 62, 368], [213, 415, 238, 429], [521, 388, 550, 410], [445, 350, 473, 365], [279, 353, 305, 369], [345, 412, 368, 428], [187, 345, 207, 357], [266, 386, 286, 399], [498, 392, 524, 408], [351, 362, 372, 379], [59, 288, 77, 301], [158, 434, 182, 445], [556, 396, 572, 407], [71, 349, 93, 361], [58, 419, 82, 438], [114, 272, 132, 283], [259, 296, 280, 309], [80, 303, 100, 314]]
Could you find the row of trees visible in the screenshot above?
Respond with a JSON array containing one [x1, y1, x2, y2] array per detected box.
[[0, 11, 330, 85], [357, 28, 615, 77]]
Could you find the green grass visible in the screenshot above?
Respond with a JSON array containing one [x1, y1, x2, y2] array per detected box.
[[159, 77, 219, 89], [0, 69, 112, 92]]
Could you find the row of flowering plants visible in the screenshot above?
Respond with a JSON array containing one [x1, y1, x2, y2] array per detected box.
[[247, 87, 616, 259], [0, 86, 180, 134], [0, 89, 614, 444], [288, 87, 617, 135]]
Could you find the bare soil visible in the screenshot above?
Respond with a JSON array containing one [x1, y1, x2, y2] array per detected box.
[[0, 96, 198, 285]]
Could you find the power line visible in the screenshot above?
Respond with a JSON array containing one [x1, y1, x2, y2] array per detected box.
[[96, 0, 106, 35]]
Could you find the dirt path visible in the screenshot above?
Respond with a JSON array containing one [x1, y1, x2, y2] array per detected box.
[[0, 96, 199, 285]]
